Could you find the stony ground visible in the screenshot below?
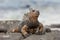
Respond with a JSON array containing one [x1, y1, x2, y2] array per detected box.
[[24, 31, 60, 40], [0, 20, 60, 40], [0, 31, 60, 40]]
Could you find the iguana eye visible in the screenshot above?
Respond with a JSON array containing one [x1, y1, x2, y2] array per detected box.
[[32, 10, 35, 12]]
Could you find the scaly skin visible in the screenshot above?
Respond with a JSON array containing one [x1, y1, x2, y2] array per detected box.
[[7, 8, 50, 38]]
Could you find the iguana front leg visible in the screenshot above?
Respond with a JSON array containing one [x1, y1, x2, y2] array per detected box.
[[39, 23, 43, 32], [36, 23, 44, 35], [21, 25, 29, 38]]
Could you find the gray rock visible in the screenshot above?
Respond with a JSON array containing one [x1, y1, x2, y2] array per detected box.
[[0, 20, 60, 40], [0, 20, 21, 33], [24, 31, 60, 40], [0, 33, 22, 40], [46, 24, 60, 28]]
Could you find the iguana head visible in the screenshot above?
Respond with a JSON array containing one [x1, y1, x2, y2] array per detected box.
[[23, 8, 40, 22], [28, 8, 40, 20]]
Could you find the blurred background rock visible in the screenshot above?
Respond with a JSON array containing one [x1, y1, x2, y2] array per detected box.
[[0, 20, 21, 33]]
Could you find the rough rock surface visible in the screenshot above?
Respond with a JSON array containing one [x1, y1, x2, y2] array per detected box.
[[24, 31, 60, 40], [0, 20, 60, 40], [0, 33, 22, 40], [0, 20, 21, 33], [0, 31, 60, 40], [46, 24, 60, 28]]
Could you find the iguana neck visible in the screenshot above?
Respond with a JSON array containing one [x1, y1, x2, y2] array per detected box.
[[29, 17, 38, 23]]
